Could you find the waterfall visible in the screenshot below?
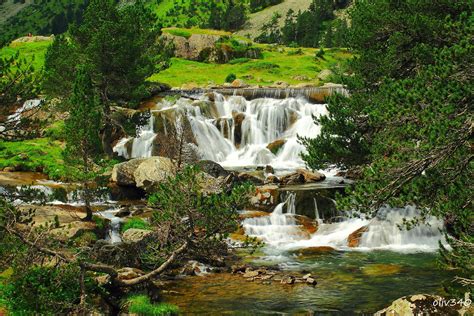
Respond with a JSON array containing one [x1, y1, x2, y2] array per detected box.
[[97, 209, 123, 244], [244, 200, 446, 253], [113, 93, 328, 173], [357, 206, 445, 251], [243, 192, 302, 246]]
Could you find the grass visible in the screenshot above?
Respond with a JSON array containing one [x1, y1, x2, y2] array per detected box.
[[0, 138, 66, 180], [125, 295, 179, 316], [0, 34, 352, 88], [0, 39, 52, 71], [121, 217, 151, 233], [162, 27, 231, 37], [150, 46, 352, 87]]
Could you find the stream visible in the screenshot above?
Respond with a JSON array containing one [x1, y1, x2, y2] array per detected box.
[[1, 92, 456, 314]]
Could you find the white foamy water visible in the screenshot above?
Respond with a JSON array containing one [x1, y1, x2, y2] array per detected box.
[[243, 196, 446, 253], [113, 93, 328, 173], [96, 209, 123, 244]]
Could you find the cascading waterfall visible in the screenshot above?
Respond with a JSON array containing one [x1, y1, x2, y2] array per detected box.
[[97, 209, 123, 244], [113, 93, 328, 172], [244, 194, 446, 253], [243, 193, 302, 246]]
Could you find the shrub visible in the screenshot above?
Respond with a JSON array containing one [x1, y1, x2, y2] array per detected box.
[[225, 73, 237, 83], [125, 295, 179, 316], [2, 266, 82, 314], [92, 215, 106, 230], [244, 61, 280, 71], [228, 57, 250, 64], [315, 48, 325, 59], [166, 29, 191, 39], [121, 217, 151, 233], [43, 121, 66, 140]]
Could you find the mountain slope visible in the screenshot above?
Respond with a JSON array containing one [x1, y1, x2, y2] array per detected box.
[[235, 0, 313, 39]]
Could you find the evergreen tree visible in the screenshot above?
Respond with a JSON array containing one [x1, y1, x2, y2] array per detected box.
[[44, 0, 171, 156], [301, 0, 473, 291], [63, 66, 102, 221]]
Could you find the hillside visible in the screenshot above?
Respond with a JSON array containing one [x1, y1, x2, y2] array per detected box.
[[236, 0, 313, 39], [0, 32, 351, 89]]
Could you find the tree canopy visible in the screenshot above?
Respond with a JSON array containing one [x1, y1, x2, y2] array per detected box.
[[301, 0, 473, 290]]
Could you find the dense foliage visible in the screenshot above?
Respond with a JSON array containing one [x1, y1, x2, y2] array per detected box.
[[0, 0, 88, 46], [256, 0, 350, 47], [43, 0, 171, 155], [301, 0, 473, 291], [63, 67, 102, 220]]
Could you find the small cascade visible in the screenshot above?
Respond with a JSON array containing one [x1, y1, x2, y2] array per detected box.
[[313, 198, 323, 225], [358, 206, 445, 251], [113, 92, 328, 172], [97, 209, 123, 244], [243, 193, 304, 246], [245, 199, 446, 253], [0, 99, 42, 132], [113, 112, 157, 159]]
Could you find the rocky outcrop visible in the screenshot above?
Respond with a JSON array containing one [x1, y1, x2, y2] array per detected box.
[[250, 185, 279, 210], [232, 112, 246, 146], [280, 169, 326, 185], [375, 294, 473, 316], [347, 226, 368, 247], [122, 228, 153, 243], [165, 33, 221, 61], [50, 221, 98, 242], [197, 160, 230, 178], [111, 157, 174, 190], [266, 139, 286, 155], [111, 158, 148, 187]]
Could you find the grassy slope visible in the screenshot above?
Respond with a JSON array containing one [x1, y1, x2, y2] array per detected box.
[[150, 46, 351, 88], [0, 36, 351, 89], [0, 39, 52, 70], [0, 138, 66, 180], [235, 0, 313, 39]]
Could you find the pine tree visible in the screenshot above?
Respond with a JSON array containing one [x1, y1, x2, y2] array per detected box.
[[44, 0, 171, 156], [63, 66, 102, 221]]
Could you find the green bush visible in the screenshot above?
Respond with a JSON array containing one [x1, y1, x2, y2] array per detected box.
[[315, 48, 325, 59], [228, 57, 250, 64], [125, 295, 179, 316], [225, 73, 237, 83], [43, 121, 66, 140], [244, 61, 280, 71], [92, 215, 106, 230], [2, 266, 81, 314], [166, 29, 192, 39], [121, 217, 151, 233], [0, 138, 67, 180]]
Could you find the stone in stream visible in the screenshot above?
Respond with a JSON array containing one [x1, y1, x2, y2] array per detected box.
[[305, 277, 317, 286], [243, 270, 260, 278], [347, 225, 369, 247], [281, 276, 295, 285]]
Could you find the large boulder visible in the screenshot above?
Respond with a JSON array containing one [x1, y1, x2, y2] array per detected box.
[[375, 294, 473, 316], [111, 158, 147, 186], [133, 157, 175, 190], [165, 33, 221, 61], [112, 157, 175, 190], [266, 139, 286, 155]]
